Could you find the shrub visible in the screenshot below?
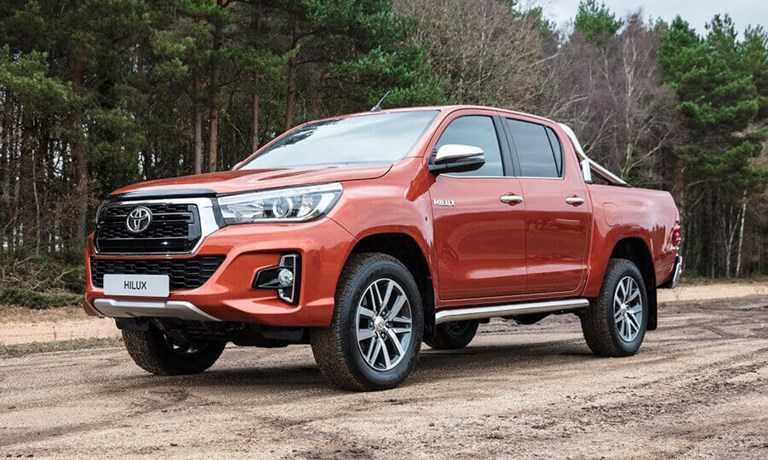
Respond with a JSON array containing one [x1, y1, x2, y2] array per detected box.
[[0, 287, 81, 309]]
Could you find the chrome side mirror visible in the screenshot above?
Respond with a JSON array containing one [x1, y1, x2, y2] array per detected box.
[[429, 144, 486, 174]]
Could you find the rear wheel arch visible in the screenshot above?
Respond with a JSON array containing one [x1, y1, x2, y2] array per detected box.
[[609, 237, 657, 330], [347, 232, 436, 340]]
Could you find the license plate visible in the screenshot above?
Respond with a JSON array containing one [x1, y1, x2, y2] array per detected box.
[[103, 274, 170, 297]]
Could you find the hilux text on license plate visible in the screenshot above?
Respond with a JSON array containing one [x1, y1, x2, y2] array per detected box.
[[103, 274, 170, 297]]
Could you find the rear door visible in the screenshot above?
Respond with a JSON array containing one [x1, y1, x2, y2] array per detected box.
[[502, 117, 592, 294], [429, 111, 527, 300]]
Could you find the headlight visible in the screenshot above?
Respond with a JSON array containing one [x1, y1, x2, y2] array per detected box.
[[218, 182, 343, 224]]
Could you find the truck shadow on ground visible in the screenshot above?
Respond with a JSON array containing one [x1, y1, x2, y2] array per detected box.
[[114, 337, 606, 394]]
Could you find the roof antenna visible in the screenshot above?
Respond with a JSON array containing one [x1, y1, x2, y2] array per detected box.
[[370, 90, 391, 112]]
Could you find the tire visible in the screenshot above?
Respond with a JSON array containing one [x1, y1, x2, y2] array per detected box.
[[310, 253, 424, 391], [122, 326, 226, 376], [580, 258, 648, 357], [424, 320, 478, 350]]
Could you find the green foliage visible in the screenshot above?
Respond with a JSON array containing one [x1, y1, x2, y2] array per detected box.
[[574, 0, 623, 42], [660, 14, 765, 188], [0, 45, 71, 111], [742, 26, 768, 119], [659, 14, 768, 276]]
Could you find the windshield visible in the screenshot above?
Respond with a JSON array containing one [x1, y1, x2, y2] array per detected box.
[[240, 110, 438, 169]]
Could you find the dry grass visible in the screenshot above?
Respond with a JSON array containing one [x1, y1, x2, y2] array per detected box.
[[0, 336, 123, 358], [0, 305, 86, 323]]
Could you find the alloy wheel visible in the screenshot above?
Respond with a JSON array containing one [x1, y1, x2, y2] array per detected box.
[[613, 276, 643, 342], [355, 278, 413, 371]]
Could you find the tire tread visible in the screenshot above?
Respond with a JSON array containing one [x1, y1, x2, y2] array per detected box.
[[122, 327, 225, 375], [310, 253, 423, 391], [581, 258, 647, 357]]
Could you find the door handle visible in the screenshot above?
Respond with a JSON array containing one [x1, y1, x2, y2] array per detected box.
[[565, 196, 585, 206], [500, 194, 523, 205]]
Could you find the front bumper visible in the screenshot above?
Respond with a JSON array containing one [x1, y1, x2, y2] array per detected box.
[[84, 217, 354, 327]]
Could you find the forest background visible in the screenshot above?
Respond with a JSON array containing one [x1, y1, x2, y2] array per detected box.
[[1, 0, 767, 307]]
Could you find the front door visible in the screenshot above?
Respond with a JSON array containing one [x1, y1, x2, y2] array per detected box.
[[429, 113, 527, 300]]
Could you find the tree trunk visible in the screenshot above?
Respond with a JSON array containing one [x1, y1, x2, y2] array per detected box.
[[194, 108, 203, 174], [1, 90, 11, 251], [193, 70, 203, 175], [0, 90, 8, 196], [735, 191, 747, 276], [284, 16, 300, 131], [72, 0, 88, 247], [32, 137, 41, 253], [251, 92, 260, 151], [11, 104, 21, 249], [207, 8, 223, 173]]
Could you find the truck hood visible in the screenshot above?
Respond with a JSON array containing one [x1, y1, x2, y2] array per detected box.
[[110, 163, 392, 197]]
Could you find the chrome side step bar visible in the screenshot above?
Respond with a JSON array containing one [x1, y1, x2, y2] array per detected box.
[[93, 298, 220, 322], [435, 298, 590, 324]]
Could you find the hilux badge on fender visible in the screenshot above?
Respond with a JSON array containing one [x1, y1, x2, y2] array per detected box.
[[126, 206, 152, 233], [433, 198, 455, 207]]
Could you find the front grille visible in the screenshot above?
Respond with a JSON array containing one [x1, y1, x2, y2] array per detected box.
[[95, 202, 202, 254], [90, 256, 225, 290]]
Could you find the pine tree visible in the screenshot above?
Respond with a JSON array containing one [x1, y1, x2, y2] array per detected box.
[[574, 0, 624, 43]]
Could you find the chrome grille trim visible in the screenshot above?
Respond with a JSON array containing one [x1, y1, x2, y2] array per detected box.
[[94, 197, 220, 256]]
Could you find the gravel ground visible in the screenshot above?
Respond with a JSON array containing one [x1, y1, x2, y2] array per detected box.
[[1, 295, 767, 458], [4, 282, 768, 346]]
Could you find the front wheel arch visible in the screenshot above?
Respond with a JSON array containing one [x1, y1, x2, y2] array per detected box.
[[346, 232, 435, 339]]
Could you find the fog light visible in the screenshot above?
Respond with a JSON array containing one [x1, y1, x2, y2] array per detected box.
[[278, 268, 294, 287], [252, 254, 300, 304]]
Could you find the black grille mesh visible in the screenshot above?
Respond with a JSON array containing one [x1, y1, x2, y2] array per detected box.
[[90, 256, 225, 290], [95, 202, 201, 253], [99, 223, 189, 239]]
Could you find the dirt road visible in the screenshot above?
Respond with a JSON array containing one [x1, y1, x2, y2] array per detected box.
[[2, 295, 768, 458]]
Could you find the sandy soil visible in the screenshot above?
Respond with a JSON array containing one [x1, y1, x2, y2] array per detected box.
[[1, 294, 767, 458], [2, 283, 767, 346]]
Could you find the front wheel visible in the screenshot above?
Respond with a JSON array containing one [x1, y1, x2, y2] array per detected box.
[[122, 326, 226, 375], [310, 253, 424, 391], [580, 258, 648, 357]]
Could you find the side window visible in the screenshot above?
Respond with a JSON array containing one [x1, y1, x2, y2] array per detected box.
[[436, 116, 504, 177], [506, 118, 562, 178]]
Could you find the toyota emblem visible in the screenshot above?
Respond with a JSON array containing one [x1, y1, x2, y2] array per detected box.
[[126, 206, 152, 233]]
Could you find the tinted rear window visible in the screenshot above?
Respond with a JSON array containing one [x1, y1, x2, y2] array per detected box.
[[506, 118, 562, 178]]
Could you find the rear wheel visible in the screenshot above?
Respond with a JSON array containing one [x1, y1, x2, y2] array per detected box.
[[580, 258, 648, 357], [310, 253, 424, 391], [424, 320, 479, 350], [122, 326, 226, 375]]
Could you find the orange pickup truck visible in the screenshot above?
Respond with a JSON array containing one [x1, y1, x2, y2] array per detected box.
[[84, 105, 682, 391]]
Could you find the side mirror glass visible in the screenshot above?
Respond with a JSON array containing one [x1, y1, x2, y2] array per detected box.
[[429, 144, 485, 174]]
